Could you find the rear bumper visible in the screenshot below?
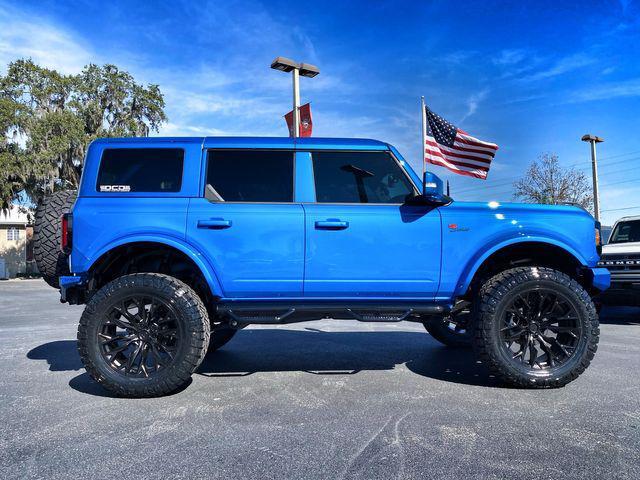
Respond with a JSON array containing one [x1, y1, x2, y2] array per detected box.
[[59, 275, 87, 304]]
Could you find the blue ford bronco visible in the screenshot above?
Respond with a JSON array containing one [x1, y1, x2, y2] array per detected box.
[[33, 136, 610, 397]]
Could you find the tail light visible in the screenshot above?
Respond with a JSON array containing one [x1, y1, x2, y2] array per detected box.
[[61, 213, 73, 253], [595, 220, 602, 256]]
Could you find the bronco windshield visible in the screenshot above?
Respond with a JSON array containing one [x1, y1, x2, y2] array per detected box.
[[609, 220, 640, 244]]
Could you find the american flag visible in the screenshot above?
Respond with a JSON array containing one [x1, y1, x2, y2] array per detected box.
[[424, 106, 498, 180]]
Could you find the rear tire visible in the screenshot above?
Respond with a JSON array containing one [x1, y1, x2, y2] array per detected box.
[[473, 267, 599, 388], [424, 309, 472, 348], [77, 273, 210, 397], [33, 190, 77, 288]]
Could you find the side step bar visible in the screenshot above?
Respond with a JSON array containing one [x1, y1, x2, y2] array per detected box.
[[216, 301, 448, 326]]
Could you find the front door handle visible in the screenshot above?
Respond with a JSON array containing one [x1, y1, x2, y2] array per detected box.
[[315, 219, 349, 230], [198, 218, 232, 229]]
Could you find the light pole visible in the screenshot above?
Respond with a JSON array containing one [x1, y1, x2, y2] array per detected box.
[[270, 57, 319, 137], [581, 134, 604, 221]]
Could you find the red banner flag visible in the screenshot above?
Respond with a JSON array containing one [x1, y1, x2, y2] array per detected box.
[[285, 102, 313, 137]]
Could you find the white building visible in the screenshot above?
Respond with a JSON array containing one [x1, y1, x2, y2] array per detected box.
[[0, 206, 31, 279]]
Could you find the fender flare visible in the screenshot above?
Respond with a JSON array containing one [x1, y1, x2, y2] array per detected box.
[[454, 236, 588, 297], [87, 234, 225, 297]]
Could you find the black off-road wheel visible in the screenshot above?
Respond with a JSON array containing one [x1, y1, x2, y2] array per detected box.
[[474, 267, 599, 388], [424, 308, 473, 348], [77, 273, 210, 397], [33, 190, 77, 288]]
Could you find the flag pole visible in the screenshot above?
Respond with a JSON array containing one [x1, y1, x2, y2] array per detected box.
[[421, 96, 427, 195]]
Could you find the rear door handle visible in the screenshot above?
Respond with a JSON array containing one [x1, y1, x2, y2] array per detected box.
[[198, 218, 232, 229], [315, 219, 349, 230]]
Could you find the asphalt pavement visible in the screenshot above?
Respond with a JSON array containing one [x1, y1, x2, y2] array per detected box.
[[1, 279, 639, 479]]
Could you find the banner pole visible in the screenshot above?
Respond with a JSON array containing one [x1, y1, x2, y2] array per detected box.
[[421, 96, 427, 195]]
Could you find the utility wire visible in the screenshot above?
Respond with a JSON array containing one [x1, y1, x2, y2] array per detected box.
[[452, 154, 640, 195], [601, 205, 640, 213]]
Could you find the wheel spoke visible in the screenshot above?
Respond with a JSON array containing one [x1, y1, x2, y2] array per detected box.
[[101, 333, 136, 346], [134, 297, 147, 323], [139, 344, 149, 377], [107, 338, 136, 357], [502, 327, 525, 341], [528, 335, 537, 367], [155, 342, 176, 360], [545, 325, 579, 338], [117, 301, 138, 322], [99, 294, 181, 378], [500, 286, 581, 372], [125, 341, 144, 374], [148, 299, 160, 321], [544, 296, 560, 316], [150, 343, 167, 367], [513, 341, 527, 361], [537, 334, 555, 367]]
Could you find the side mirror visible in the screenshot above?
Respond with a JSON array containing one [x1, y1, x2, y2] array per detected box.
[[404, 192, 452, 207]]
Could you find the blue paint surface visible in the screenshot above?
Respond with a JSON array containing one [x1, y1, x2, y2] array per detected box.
[[69, 137, 609, 301]]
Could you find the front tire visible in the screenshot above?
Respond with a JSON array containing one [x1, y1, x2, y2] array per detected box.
[[473, 267, 599, 388], [77, 273, 210, 397]]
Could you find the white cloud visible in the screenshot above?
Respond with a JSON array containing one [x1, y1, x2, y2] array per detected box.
[[520, 53, 595, 82], [0, 4, 93, 74], [493, 49, 527, 66], [157, 122, 231, 137], [459, 88, 489, 123], [570, 78, 640, 102]]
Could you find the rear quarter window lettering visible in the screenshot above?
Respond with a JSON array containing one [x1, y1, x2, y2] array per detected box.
[[96, 148, 184, 193]]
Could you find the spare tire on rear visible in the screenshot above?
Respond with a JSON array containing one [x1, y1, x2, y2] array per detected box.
[[34, 190, 77, 288]]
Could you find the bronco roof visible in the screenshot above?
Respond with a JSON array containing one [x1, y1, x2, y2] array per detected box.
[[91, 136, 390, 150]]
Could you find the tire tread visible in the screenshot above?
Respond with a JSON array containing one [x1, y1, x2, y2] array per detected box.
[[77, 273, 210, 397], [33, 190, 76, 288], [473, 266, 599, 388]]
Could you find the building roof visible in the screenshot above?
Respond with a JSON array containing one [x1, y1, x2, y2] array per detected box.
[[0, 205, 30, 225]]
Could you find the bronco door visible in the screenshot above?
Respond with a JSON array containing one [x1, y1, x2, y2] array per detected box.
[[302, 150, 442, 298], [187, 148, 304, 298]]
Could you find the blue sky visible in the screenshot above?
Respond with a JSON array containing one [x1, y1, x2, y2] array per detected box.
[[1, 0, 639, 225]]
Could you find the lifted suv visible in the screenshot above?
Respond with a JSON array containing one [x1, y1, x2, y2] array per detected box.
[[37, 137, 609, 396], [597, 216, 640, 306]]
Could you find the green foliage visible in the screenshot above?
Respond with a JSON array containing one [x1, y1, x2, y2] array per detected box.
[[0, 59, 167, 209]]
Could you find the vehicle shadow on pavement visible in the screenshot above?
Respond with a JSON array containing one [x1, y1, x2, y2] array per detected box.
[[599, 306, 640, 326], [26, 340, 114, 397], [27, 340, 83, 371], [26, 329, 503, 397], [26, 339, 191, 397], [198, 328, 501, 388]]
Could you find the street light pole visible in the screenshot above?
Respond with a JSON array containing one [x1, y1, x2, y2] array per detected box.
[[292, 68, 300, 138], [270, 57, 319, 138], [581, 134, 604, 221]]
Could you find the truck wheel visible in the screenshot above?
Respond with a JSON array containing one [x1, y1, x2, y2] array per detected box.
[[208, 325, 237, 352], [474, 267, 599, 388], [424, 309, 472, 348], [33, 190, 77, 288], [77, 273, 210, 397]]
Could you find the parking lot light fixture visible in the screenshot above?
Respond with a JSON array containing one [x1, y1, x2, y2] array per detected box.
[[270, 56, 298, 72], [270, 56, 320, 137], [299, 63, 320, 78]]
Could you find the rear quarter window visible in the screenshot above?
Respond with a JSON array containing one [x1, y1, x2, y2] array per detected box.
[[96, 148, 184, 192]]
